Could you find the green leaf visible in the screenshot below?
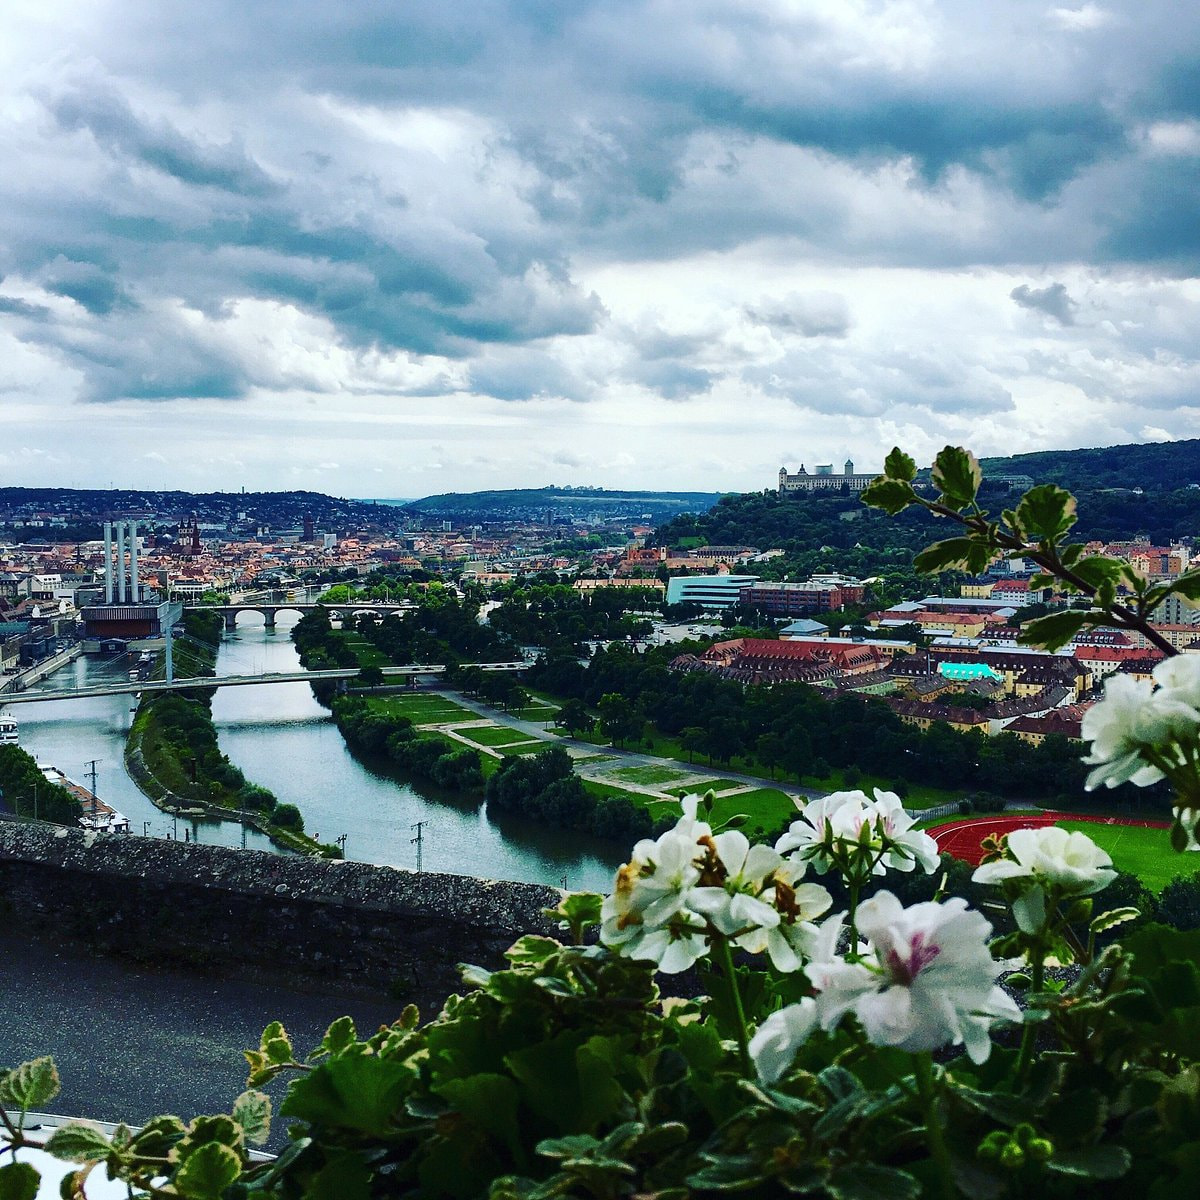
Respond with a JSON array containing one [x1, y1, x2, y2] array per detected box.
[[1090, 906, 1142, 935], [43, 1123, 112, 1162], [173, 1142, 243, 1200], [914, 537, 993, 576], [1046, 1144, 1131, 1179], [1166, 573, 1200, 603], [504, 936, 563, 967], [861, 479, 917, 515], [1068, 555, 1125, 592], [129, 1115, 186, 1159], [883, 447, 917, 482], [318, 1016, 357, 1057], [264, 1038, 292, 1066], [281, 1054, 412, 1136], [231, 1090, 271, 1146], [0, 1057, 60, 1110], [437, 1073, 524, 1162], [931, 446, 982, 509], [827, 1163, 922, 1200], [0, 1162, 40, 1200], [1014, 484, 1077, 541], [304, 1151, 372, 1200], [1017, 610, 1090, 652], [545, 893, 603, 943]]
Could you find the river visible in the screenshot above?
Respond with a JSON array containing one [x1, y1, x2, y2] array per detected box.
[[7, 615, 620, 892]]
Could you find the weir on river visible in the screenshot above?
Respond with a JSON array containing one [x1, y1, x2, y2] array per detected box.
[[7, 610, 619, 892]]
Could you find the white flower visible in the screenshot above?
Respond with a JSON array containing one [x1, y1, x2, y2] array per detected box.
[[1081, 674, 1199, 790], [1152, 655, 1200, 711], [971, 827, 1116, 930], [971, 826, 1116, 894], [736, 875, 835, 972], [810, 892, 1020, 1063], [750, 998, 819, 1084], [872, 791, 940, 874], [775, 789, 939, 879], [687, 829, 785, 935]]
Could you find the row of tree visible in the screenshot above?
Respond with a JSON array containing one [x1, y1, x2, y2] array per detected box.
[[529, 641, 1166, 808], [0, 744, 81, 823], [331, 696, 485, 793]]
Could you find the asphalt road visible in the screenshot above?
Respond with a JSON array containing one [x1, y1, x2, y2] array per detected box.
[[0, 930, 401, 1149]]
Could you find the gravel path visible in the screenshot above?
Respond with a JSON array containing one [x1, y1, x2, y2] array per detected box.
[[0, 930, 401, 1148]]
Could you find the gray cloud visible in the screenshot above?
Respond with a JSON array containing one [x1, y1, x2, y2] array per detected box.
[[0, 0, 1197, 428], [1011, 282, 1078, 324], [746, 292, 851, 338]]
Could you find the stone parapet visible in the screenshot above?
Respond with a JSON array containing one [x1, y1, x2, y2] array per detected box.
[[0, 825, 560, 1008]]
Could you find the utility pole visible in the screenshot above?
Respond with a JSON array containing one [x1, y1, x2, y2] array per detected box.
[[336, 833, 348, 856], [411, 821, 426, 873], [84, 759, 100, 815]]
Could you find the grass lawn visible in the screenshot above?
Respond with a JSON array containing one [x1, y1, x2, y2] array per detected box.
[[457, 725, 543, 748], [1057, 820, 1184, 893], [606, 764, 696, 787], [500, 742, 556, 757], [708, 788, 796, 839], [369, 695, 474, 722], [685, 778, 747, 794]]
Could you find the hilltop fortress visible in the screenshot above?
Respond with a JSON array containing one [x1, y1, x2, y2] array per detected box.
[[778, 460, 877, 494]]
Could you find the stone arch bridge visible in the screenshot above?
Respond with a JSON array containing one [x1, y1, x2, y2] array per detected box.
[[191, 602, 417, 632]]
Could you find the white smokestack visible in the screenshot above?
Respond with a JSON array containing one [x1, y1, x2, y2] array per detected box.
[[116, 522, 127, 603], [103, 522, 114, 604], [130, 522, 140, 603]]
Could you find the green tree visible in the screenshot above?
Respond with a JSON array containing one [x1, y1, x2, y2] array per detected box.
[[598, 693, 644, 749]]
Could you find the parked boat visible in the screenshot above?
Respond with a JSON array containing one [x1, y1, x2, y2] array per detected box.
[[0, 715, 17, 745], [39, 765, 132, 834]]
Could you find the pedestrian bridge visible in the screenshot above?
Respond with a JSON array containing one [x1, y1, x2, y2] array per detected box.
[[0, 661, 528, 705], [189, 602, 417, 631]]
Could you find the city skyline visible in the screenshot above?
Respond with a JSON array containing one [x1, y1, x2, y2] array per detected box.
[[1, 1, 1198, 496]]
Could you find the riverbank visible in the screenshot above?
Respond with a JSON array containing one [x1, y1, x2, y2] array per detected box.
[[0, 643, 83, 695], [125, 618, 335, 856]]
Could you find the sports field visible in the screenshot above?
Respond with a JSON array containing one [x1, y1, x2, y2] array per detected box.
[[931, 813, 1183, 891]]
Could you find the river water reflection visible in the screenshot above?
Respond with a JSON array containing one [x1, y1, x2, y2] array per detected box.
[[210, 615, 620, 891]]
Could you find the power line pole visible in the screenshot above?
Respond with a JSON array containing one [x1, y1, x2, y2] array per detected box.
[[83, 759, 100, 815], [411, 821, 426, 873]]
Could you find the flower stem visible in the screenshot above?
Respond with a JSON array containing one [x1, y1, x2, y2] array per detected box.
[[1016, 950, 1045, 1085], [716, 935, 752, 1076], [914, 1052, 956, 1200]]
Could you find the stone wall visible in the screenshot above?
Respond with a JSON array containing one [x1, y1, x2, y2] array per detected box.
[[0, 825, 560, 1009]]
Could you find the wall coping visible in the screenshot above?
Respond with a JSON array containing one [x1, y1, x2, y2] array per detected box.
[[0, 824, 562, 934]]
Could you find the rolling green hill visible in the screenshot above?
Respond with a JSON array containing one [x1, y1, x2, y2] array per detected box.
[[980, 439, 1200, 493], [405, 486, 724, 522]]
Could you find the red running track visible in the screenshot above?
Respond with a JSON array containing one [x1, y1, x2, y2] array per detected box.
[[931, 812, 1172, 867]]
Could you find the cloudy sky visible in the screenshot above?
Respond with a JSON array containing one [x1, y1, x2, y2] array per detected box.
[[0, 1, 1197, 498]]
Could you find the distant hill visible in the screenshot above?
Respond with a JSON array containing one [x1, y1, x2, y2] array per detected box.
[[979, 439, 1200, 493], [404, 487, 724, 522]]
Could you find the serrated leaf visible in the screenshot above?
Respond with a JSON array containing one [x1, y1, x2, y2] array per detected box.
[[1090, 906, 1142, 935], [0, 1057, 60, 1110], [1166, 573, 1200, 603], [232, 1090, 271, 1146], [1014, 484, 1077, 541], [931, 446, 982, 508], [1017, 610, 1091, 652], [1069, 556, 1125, 591], [505, 935, 563, 967], [281, 1054, 411, 1136], [305, 1150, 372, 1200], [0, 1162, 40, 1200], [319, 1016, 357, 1057], [43, 1123, 112, 1162], [1046, 1143, 1131, 1179], [861, 479, 917, 515], [173, 1142, 243, 1200], [883, 447, 917, 482], [130, 1115, 186, 1159], [913, 538, 978, 573], [264, 1037, 292, 1066]]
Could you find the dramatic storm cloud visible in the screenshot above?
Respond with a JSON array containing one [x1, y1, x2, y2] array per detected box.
[[0, 0, 1198, 493]]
